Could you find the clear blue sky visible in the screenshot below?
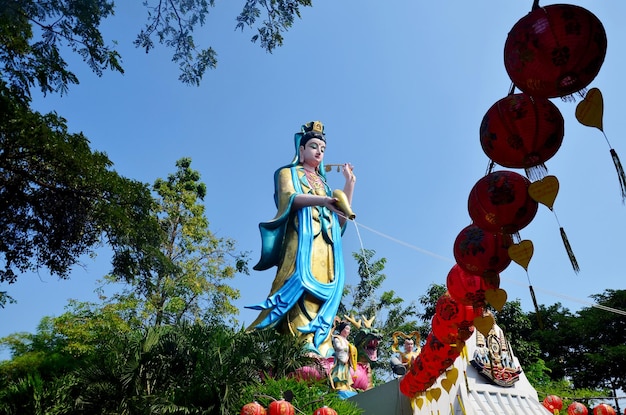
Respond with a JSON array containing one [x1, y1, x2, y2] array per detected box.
[[2, 1, 626, 358]]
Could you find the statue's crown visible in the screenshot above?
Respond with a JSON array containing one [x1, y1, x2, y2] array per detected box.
[[302, 121, 324, 134]]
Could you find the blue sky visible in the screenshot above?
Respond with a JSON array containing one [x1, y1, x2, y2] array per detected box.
[[2, 1, 626, 357]]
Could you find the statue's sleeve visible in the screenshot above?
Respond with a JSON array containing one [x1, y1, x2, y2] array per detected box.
[[253, 168, 298, 271]]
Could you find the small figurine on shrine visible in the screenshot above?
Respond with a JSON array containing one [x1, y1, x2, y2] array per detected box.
[[390, 331, 421, 376]]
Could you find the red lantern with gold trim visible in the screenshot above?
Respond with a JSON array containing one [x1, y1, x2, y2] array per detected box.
[[504, 4, 607, 98], [480, 93, 564, 180], [543, 395, 563, 413], [241, 401, 266, 415], [568, 402, 589, 415], [268, 400, 295, 415], [454, 224, 512, 278], [593, 404, 616, 415], [313, 406, 338, 415], [468, 170, 538, 235]]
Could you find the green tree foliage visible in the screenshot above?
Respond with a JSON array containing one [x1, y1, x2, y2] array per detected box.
[[566, 290, 626, 400], [0, 0, 312, 96], [0, 0, 120, 100], [99, 158, 249, 328], [0, 317, 82, 415], [0, 84, 161, 306], [1, 319, 321, 415], [1, 0, 305, 303], [340, 249, 419, 332], [236, 0, 313, 54], [416, 283, 447, 323], [527, 302, 576, 380], [338, 249, 420, 381]]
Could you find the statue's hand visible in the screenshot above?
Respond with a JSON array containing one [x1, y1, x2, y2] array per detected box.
[[322, 196, 342, 215], [342, 163, 356, 183]]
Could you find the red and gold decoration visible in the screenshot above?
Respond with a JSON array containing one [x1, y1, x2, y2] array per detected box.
[[504, 3, 606, 99], [468, 170, 538, 235], [400, 0, 616, 402], [575, 87, 626, 202], [480, 92, 564, 180], [568, 401, 589, 415], [268, 399, 295, 415], [542, 394, 563, 414], [469, 315, 521, 387], [593, 403, 617, 415], [453, 224, 512, 279], [240, 401, 267, 415], [313, 406, 338, 415]]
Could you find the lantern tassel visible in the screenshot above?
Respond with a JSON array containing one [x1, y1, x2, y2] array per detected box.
[[529, 285, 544, 329], [559, 227, 579, 273], [610, 149, 626, 203], [525, 164, 548, 182]]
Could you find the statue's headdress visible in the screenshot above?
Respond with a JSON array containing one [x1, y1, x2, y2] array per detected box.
[[299, 120, 325, 146]]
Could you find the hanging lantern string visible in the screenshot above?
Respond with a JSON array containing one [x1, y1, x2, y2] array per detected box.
[[485, 160, 495, 176], [501, 273, 626, 316], [343, 219, 625, 316], [508, 82, 516, 95]]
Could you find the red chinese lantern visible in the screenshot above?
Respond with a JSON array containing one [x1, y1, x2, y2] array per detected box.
[[504, 4, 607, 98], [313, 406, 338, 415], [568, 402, 589, 415], [480, 93, 564, 180], [543, 395, 563, 412], [241, 401, 267, 415], [402, 352, 441, 396], [453, 224, 512, 278], [593, 404, 616, 415], [400, 371, 431, 397], [268, 400, 295, 415], [432, 314, 459, 345], [447, 264, 492, 308], [435, 292, 475, 326], [468, 170, 538, 235], [421, 332, 461, 370]]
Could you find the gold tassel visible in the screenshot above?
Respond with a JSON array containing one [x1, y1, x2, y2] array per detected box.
[[610, 149, 626, 203], [559, 227, 579, 273], [529, 285, 543, 329]]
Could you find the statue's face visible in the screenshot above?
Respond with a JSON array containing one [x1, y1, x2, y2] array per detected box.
[[404, 340, 415, 353], [340, 324, 351, 337], [299, 138, 326, 168]]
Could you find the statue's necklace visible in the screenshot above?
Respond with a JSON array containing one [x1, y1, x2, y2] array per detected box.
[[304, 169, 324, 192]]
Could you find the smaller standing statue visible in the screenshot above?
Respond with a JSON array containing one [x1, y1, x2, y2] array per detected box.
[[329, 320, 358, 398], [292, 314, 381, 396], [344, 314, 382, 391], [246, 121, 356, 357], [390, 331, 421, 376]]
